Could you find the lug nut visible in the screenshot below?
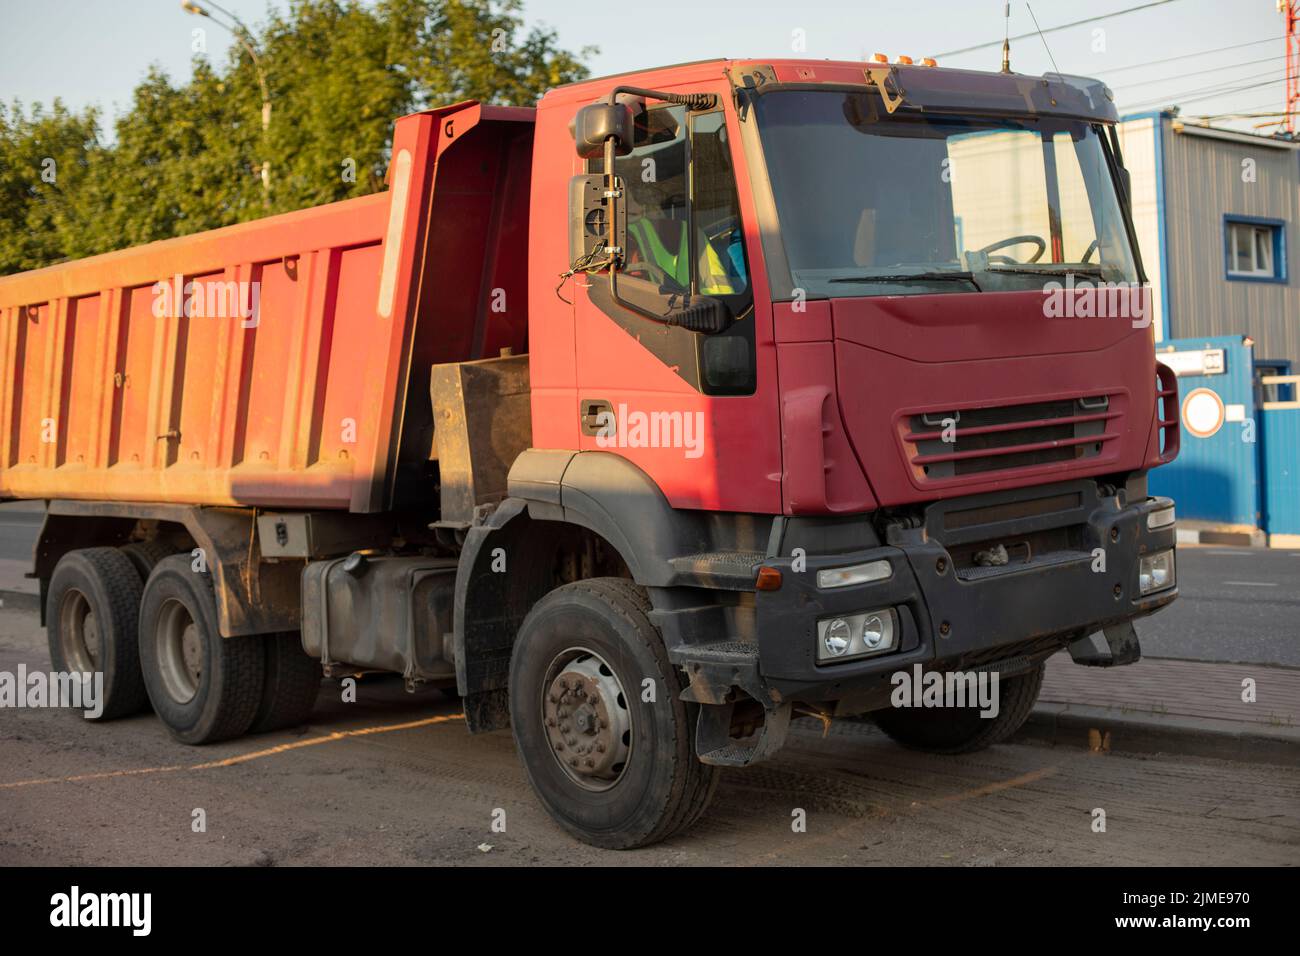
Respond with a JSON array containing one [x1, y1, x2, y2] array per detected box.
[[936, 557, 947, 573], [939, 621, 951, 636]]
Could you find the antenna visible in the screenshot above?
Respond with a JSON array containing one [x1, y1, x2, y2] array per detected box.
[[1001, 1, 1012, 73], [1026, 4, 1062, 77]]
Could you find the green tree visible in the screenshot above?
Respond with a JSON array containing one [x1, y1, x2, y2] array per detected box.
[[0, 100, 104, 272], [0, 0, 593, 275]]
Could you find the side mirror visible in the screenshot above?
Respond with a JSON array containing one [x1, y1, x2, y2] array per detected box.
[[571, 102, 635, 159], [1118, 166, 1133, 208]]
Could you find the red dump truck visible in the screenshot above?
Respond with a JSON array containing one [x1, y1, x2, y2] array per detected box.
[[0, 58, 1181, 848]]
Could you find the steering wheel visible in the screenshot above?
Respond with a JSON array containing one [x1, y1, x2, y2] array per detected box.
[[977, 234, 1047, 265], [1081, 238, 1100, 265]]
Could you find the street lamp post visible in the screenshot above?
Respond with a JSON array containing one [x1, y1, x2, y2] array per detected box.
[[181, 1, 271, 205]]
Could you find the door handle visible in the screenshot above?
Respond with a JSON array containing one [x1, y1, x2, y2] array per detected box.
[[580, 398, 614, 436]]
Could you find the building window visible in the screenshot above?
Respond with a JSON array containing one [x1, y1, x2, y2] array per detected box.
[[1224, 216, 1286, 283]]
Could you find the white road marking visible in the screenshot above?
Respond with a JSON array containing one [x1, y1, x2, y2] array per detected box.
[[1222, 581, 1278, 587]]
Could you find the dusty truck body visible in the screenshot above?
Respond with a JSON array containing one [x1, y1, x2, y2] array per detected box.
[[0, 59, 1180, 848]]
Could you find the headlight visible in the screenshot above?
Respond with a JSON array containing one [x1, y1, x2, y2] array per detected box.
[[816, 608, 898, 663], [816, 559, 892, 589], [1147, 505, 1176, 531], [1139, 550, 1176, 594]]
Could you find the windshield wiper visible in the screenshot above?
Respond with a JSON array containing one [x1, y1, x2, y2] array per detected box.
[[983, 264, 1107, 278], [828, 271, 983, 290]]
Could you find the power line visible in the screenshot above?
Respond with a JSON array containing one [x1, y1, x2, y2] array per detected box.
[[1122, 65, 1286, 108], [1092, 35, 1285, 75], [935, 0, 1184, 58], [1120, 73, 1297, 113], [1110, 53, 1288, 91]]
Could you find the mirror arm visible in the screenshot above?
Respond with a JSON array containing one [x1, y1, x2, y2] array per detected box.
[[604, 85, 717, 112]]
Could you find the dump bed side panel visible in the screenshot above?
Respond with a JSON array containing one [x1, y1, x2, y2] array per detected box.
[[0, 100, 534, 513], [0, 194, 390, 509]]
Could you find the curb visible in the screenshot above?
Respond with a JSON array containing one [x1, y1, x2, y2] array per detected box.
[[1022, 702, 1300, 768], [0, 589, 40, 612]]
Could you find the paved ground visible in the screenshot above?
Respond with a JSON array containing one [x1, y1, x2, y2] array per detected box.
[[1, 606, 1296, 866]]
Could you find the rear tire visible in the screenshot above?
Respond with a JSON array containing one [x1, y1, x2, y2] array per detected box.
[[249, 632, 321, 734], [508, 577, 718, 849], [138, 555, 264, 744], [45, 548, 150, 720], [119, 541, 177, 581], [872, 662, 1045, 754]]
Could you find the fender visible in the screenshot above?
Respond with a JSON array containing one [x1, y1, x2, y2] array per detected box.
[[452, 449, 767, 731]]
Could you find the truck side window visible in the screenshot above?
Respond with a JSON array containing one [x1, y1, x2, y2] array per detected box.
[[588, 103, 755, 395], [589, 107, 750, 302], [689, 111, 749, 296]]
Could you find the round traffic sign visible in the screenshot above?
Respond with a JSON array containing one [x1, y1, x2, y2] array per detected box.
[[1181, 387, 1225, 439]]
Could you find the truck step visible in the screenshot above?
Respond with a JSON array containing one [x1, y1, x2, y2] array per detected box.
[[696, 700, 792, 768], [670, 639, 759, 666], [668, 551, 765, 590]]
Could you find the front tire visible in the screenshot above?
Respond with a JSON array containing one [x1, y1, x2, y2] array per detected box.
[[508, 578, 718, 849], [872, 662, 1045, 754], [138, 555, 264, 744]]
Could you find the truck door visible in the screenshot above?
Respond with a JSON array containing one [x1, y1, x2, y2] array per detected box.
[[570, 89, 782, 514]]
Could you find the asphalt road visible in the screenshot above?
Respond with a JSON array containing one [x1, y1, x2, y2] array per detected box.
[[2, 501, 1294, 664], [0, 607, 1295, 866], [0, 502, 41, 563]]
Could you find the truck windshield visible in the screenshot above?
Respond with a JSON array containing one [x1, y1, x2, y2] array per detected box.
[[753, 90, 1139, 298]]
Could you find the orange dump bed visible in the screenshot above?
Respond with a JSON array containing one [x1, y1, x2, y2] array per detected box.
[[0, 101, 534, 512]]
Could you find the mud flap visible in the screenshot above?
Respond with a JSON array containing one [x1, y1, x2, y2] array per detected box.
[[1067, 622, 1142, 667]]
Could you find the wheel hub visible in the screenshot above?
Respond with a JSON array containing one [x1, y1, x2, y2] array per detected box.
[[542, 652, 632, 790]]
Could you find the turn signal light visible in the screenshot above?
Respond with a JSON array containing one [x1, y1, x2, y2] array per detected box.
[[755, 566, 783, 591]]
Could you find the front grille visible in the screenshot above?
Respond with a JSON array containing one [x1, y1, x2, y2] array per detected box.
[[902, 394, 1120, 481]]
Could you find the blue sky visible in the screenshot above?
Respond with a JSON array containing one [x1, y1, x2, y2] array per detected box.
[[0, 0, 1291, 134]]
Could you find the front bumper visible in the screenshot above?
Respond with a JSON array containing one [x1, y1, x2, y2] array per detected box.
[[753, 481, 1177, 709]]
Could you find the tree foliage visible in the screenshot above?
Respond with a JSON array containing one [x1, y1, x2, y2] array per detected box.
[[0, 0, 593, 274]]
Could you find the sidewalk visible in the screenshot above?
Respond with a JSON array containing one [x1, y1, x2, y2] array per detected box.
[[0, 558, 38, 611], [1026, 654, 1300, 766]]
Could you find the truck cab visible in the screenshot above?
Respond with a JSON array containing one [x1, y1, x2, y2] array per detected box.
[[480, 59, 1179, 842]]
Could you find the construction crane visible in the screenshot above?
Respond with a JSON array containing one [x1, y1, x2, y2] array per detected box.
[[1284, 0, 1299, 133]]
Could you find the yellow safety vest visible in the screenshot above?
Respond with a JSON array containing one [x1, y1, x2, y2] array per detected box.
[[628, 219, 736, 295]]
